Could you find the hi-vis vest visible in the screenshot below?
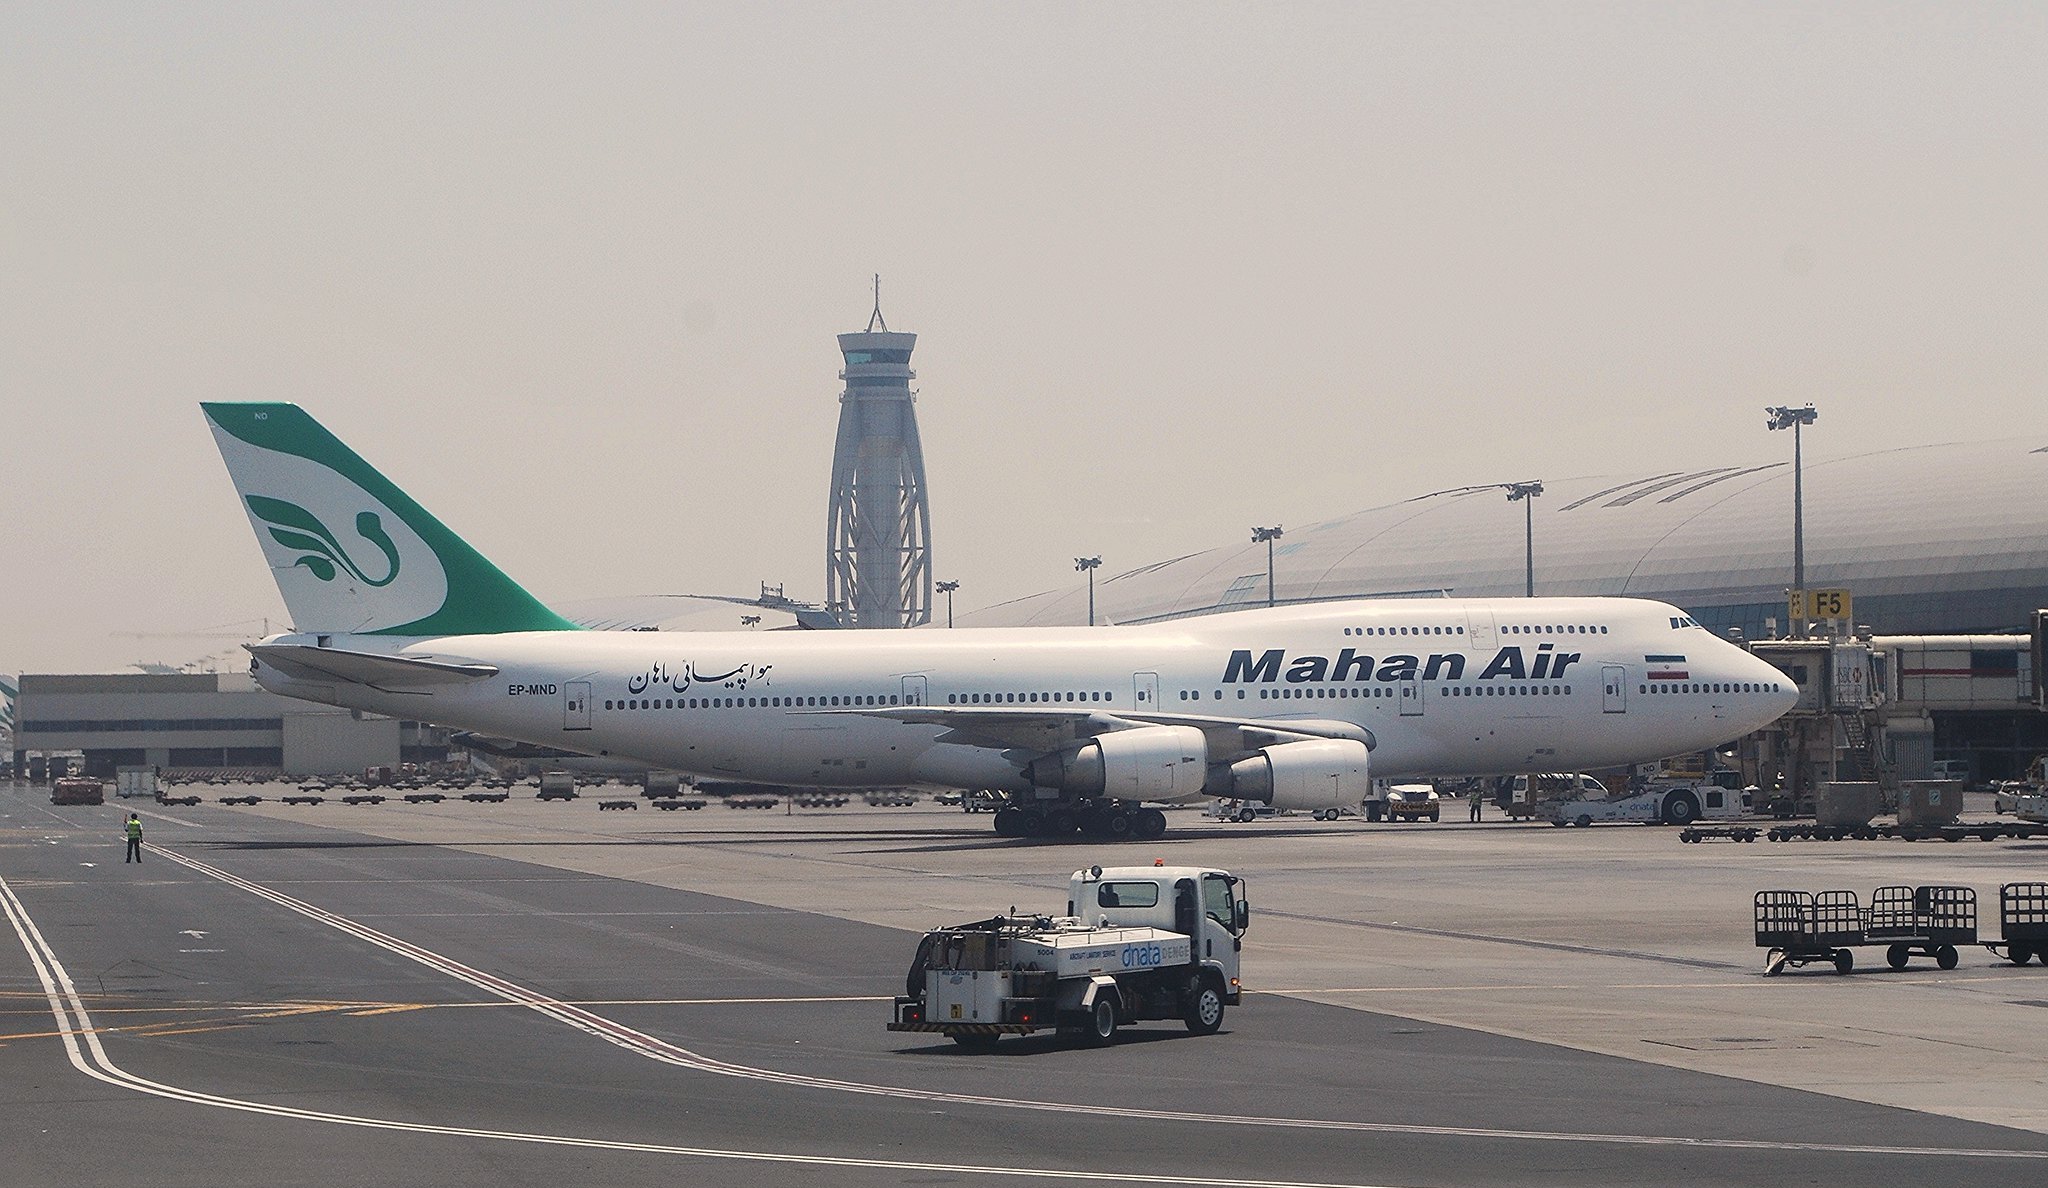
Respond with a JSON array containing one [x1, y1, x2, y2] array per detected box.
[[126, 819, 142, 840]]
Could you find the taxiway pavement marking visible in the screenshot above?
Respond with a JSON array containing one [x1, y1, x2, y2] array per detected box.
[[126, 845, 2048, 1163]]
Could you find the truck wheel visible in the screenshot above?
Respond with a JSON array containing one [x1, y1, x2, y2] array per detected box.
[[2010, 944, 2033, 966], [1574, 814, 1592, 828], [1833, 949, 1854, 975], [1662, 793, 1701, 826], [1084, 996, 1119, 1046], [1936, 945, 1959, 970], [1184, 980, 1225, 1035], [1887, 944, 1910, 970]]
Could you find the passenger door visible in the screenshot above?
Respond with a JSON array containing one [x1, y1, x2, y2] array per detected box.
[[1399, 672, 1424, 717], [1133, 671, 1160, 710], [900, 675, 928, 706], [1602, 666, 1627, 714], [563, 682, 592, 731]]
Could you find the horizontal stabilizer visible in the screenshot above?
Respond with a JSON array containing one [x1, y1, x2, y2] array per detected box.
[[249, 644, 499, 688]]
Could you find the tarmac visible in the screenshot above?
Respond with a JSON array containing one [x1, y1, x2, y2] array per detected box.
[[5, 782, 2047, 1187]]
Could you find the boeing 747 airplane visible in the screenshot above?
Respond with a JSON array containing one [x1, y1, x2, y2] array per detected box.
[[204, 403, 1796, 839]]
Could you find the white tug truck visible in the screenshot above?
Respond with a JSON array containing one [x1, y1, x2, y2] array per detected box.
[[888, 865, 1249, 1049]]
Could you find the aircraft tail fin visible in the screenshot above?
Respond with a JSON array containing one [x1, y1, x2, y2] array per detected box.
[[202, 403, 579, 636]]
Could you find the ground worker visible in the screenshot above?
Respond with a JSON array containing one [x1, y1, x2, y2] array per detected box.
[[1469, 790, 1483, 822], [124, 813, 143, 864]]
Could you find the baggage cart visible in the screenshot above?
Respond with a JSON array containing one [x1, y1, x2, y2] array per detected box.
[[1987, 882, 2048, 966]]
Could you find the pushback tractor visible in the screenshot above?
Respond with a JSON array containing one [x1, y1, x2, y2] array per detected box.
[[888, 865, 1248, 1050]]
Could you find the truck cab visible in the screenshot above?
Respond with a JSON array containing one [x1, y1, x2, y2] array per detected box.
[[1071, 865, 1248, 1003]]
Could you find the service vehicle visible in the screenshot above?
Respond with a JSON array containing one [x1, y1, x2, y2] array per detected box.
[[115, 766, 160, 799], [889, 864, 1248, 1049], [1996, 756, 2047, 815], [1537, 776, 1747, 827], [1384, 783, 1440, 822], [535, 771, 578, 800], [51, 778, 105, 806], [1500, 772, 1612, 819]]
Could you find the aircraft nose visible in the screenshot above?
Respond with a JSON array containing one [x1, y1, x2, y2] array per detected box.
[[1752, 654, 1798, 716]]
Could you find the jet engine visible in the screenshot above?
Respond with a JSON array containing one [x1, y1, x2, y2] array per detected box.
[[1026, 725, 1208, 802], [1219, 738, 1370, 811]]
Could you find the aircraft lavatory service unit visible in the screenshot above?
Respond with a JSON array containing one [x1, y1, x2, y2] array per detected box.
[[203, 403, 1798, 839]]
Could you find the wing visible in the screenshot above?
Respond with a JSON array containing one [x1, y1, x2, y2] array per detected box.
[[810, 705, 1373, 762], [248, 643, 499, 690]]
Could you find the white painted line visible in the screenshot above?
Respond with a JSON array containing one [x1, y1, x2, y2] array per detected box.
[[0, 873, 1394, 1188], [142, 846, 2048, 1163]]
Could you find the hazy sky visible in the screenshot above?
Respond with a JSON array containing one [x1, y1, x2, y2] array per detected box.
[[4, 3, 2044, 675]]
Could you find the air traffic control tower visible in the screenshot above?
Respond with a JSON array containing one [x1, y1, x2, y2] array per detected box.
[[824, 283, 932, 629]]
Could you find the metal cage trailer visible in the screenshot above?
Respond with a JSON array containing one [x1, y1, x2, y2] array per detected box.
[[888, 865, 1248, 1050], [1755, 885, 1978, 975], [1987, 882, 2048, 966]]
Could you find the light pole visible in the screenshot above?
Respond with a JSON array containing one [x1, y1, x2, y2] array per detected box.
[[1766, 404, 1819, 637], [1503, 482, 1543, 597], [936, 580, 959, 628], [1251, 526, 1283, 607], [1074, 556, 1101, 626]]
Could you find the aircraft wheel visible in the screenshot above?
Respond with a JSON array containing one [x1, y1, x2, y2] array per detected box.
[[1134, 808, 1167, 839], [1018, 808, 1046, 837], [1104, 811, 1133, 840], [1045, 806, 1077, 837], [993, 808, 1025, 837]]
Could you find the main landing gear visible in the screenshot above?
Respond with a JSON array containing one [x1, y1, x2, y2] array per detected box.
[[993, 802, 1168, 841]]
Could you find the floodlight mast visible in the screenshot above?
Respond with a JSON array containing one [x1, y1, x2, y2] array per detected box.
[[1074, 556, 1102, 626], [1766, 404, 1819, 638], [935, 580, 960, 628], [1503, 482, 1543, 597], [1251, 526, 1284, 607]]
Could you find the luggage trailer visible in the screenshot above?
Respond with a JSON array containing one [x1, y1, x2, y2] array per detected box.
[[1755, 882, 2048, 974]]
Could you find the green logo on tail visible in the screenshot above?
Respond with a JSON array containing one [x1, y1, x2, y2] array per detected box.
[[246, 495, 401, 586]]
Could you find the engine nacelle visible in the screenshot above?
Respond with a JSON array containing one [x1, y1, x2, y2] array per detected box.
[[1026, 725, 1209, 802], [1223, 738, 1371, 811]]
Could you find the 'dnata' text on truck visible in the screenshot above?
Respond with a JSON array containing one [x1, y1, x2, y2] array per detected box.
[[888, 865, 1249, 1050]]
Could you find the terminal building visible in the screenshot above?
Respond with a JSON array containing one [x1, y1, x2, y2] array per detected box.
[[963, 439, 2048, 785], [10, 673, 450, 781]]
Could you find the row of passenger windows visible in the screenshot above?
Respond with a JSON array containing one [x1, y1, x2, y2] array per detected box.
[[947, 691, 1110, 704], [605, 694, 898, 711], [1338, 624, 1611, 638], [1441, 684, 1573, 697], [1642, 682, 1781, 695]]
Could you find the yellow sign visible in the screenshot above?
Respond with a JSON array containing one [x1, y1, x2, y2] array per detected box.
[[1789, 588, 1853, 622]]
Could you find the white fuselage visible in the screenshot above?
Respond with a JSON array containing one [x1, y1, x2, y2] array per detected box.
[[251, 597, 1796, 795]]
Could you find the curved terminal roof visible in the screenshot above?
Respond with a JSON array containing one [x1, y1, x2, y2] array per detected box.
[[963, 441, 2048, 638]]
